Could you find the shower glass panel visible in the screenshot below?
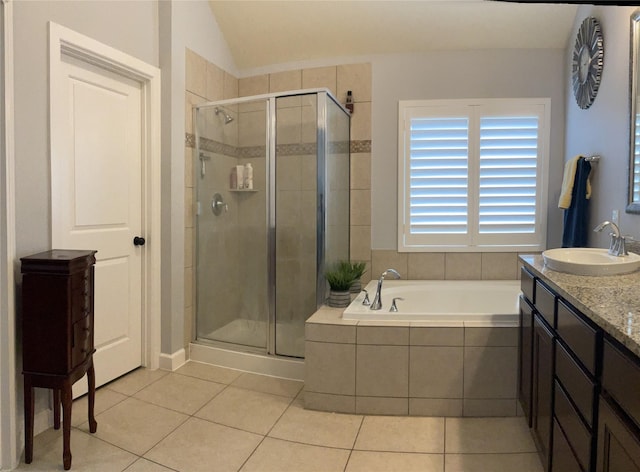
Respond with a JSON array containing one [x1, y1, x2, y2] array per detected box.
[[274, 94, 318, 357], [325, 95, 351, 273], [195, 99, 269, 349], [194, 90, 349, 359]]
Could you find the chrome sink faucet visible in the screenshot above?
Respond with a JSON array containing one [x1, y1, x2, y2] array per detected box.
[[370, 269, 401, 310], [593, 220, 628, 256]]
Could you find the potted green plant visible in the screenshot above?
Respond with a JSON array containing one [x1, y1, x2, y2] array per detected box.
[[325, 262, 357, 307], [337, 260, 367, 293]]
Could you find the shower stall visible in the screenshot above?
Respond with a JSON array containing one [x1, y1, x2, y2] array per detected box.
[[192, 89, 350, 367]]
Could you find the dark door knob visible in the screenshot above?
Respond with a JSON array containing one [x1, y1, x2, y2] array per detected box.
[[133, 236, 146, 246]]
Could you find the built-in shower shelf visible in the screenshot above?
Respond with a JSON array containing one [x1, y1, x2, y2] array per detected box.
[[230, 189, 258, 193]]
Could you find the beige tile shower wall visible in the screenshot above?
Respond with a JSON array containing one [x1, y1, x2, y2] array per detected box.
[[239, 64, 373, 284], [185, 49, 239, 347]]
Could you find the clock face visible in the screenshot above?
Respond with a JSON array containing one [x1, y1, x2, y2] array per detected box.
[[572, 17, 604, 110]]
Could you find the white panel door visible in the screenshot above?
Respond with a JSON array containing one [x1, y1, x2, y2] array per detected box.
[[51, 53, 143, 395]]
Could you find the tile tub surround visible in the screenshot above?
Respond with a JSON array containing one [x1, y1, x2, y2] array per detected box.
[[304, 307, 519, 417], [520, 255, 640, 357]]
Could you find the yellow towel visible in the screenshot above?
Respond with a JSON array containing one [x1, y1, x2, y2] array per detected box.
[[558, 155, 591, 209]]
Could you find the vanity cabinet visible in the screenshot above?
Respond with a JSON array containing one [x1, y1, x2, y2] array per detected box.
[[596, 338, 640, 472], [519, 294, 534, 426], [532, 313, 555, 470], [519, 267, 601, 472]]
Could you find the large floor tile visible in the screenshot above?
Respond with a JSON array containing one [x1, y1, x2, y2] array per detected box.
[[107, 368, 169, 396], [196, 386, 292, 434], [269, 400, 362, 449], [133, 372, 225, 414], [175, 361, 243, 384], [231, 372, 303, 398], [144, 417, 262, 472], [345, 450, 444, 472], [445, 417, 537, 454], [16, 429, 137, 471], [354, 416, 445, 453], [80, 397, 188, 455], [444, 452, 543, 471], [72, 387, 128, 426], [240, 437, 350, 472]]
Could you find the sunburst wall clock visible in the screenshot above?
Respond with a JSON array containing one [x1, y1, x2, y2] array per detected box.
[[572, 17, 604, 110]]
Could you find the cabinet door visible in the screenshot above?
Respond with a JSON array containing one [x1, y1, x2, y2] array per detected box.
[[532, 314, 555, 471], [519, 296, 534, 426], [597, 396, 640, 472]]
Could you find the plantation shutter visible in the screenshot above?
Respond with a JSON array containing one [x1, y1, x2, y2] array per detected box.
[[399, 99, 549, 252], [409, 116, 469, 235]]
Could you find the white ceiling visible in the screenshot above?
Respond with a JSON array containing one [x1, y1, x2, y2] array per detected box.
[[208, 1, 579, 71]]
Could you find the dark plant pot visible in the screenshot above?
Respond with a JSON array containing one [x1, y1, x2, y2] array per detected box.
[[328, 290, 351, 308]]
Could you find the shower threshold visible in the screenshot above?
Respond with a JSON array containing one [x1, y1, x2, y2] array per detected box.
[[190, 319, 305, 381]]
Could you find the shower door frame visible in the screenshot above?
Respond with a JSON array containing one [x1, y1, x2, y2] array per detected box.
[[194, 88, 349, 358]]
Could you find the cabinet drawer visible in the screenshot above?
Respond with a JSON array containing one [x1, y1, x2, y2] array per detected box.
[[555, 340, 595, 427], [556, 299, 598, 375], [603, 339, 640, 431], [552, 419, 582, 472], [72, 315, 93, 369], [554, 380, 591, 472], [521, 267, 535, 303], [535, 280, 555, 327]]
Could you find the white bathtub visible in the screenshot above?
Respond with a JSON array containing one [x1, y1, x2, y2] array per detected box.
[[342, 279, 521, 325]]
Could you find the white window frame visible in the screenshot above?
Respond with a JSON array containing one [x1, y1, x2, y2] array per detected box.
[[398, 98, 550, 252]]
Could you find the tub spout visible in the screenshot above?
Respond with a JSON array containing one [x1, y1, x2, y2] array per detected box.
[[370, 269, 401, 310]]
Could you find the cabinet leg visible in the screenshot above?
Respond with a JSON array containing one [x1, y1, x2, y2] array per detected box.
[[23, 378, 34, 464], [53, 389, 61, 430], [61, 381, 72, 470], [87, 359, 97, 433]]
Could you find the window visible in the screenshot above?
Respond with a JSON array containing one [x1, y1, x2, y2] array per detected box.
[[398, 99, 550, 252]]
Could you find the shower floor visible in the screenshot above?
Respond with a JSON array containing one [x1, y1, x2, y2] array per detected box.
[[202, 318, 305, 358]]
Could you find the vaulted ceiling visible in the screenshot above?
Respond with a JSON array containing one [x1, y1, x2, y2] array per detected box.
[[209, 1, 578, 71]]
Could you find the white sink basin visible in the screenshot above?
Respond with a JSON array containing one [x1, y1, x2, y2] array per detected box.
[[542, 248, 640, 276]]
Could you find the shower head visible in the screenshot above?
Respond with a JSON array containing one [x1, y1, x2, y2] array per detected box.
[[214, 107, 234, 124]]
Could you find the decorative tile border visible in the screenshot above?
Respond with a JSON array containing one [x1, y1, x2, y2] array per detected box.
[[186, 133, 370, 156]]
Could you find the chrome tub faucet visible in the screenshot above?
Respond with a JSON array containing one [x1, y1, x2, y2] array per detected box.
[[370, 269, 401, 310]]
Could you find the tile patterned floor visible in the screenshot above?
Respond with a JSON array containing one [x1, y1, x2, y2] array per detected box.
[[18, 361, 543, 472]]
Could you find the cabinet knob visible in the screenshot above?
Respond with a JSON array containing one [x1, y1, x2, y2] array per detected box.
[[133, 236, 146, 246]]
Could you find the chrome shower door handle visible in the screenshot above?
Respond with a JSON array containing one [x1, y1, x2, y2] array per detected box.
[[212, 193, 228, 216]]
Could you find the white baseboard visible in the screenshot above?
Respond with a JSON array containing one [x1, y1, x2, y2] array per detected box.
[[34, 408, 53, 437], [158, 348, 186, 371]]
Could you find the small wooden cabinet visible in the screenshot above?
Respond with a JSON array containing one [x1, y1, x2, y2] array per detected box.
[[21, 249, 98, 470]]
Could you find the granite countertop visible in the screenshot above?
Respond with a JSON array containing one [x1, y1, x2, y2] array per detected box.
[[520, 254, 640, 358]]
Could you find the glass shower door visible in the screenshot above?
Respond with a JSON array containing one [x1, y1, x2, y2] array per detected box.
[[273, 92, 350, 357], [195, 100, 269, 350]]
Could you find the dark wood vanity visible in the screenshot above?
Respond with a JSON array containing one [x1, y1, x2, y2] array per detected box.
[[519, 261, 640, 472], [21, 249, 98, 470]]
